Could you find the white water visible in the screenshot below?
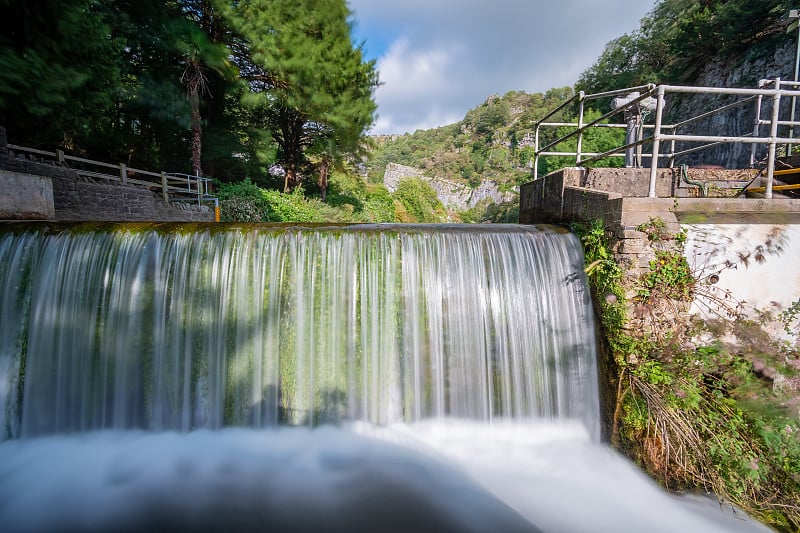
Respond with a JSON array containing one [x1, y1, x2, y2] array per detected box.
[[0, 223, 771, 531], [0, 422, 770, 532]]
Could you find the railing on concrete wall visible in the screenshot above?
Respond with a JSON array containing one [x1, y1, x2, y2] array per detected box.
[[533, 78, 800, 199], [7, 143, 217, 208]]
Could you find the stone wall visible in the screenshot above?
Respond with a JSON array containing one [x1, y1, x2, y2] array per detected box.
[[519, 168, 800, 335], [0, 170, 55, 220], [383, 162, 514, 210], [0, 127, 213, 222]]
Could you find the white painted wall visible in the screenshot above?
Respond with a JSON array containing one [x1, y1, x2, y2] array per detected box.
[[683, 224, 800, 337]]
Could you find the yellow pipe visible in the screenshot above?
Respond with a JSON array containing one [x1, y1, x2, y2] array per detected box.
[[773, 167, 800, 176], [747, 183, 800, 193]]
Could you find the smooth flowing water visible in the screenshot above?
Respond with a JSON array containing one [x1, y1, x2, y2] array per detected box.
[[0, 223, 769, 532]]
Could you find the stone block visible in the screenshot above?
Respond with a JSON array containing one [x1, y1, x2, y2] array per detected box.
[[0, 170, 55, 219]]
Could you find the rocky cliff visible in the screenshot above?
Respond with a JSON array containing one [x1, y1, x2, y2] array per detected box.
[[383, 162, 515, 211], [667, 39, 795, 168]]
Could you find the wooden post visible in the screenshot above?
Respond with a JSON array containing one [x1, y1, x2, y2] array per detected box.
[[57, 150, 65, 166], [120, 163, 128, 185], [161, 172, 169, 202]]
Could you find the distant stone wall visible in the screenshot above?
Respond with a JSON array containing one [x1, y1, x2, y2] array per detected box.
[[0, 126, 213, 222], [383, 162, 515, 210]]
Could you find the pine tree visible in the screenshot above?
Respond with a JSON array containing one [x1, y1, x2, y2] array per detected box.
[[229, 0, 378, 193]]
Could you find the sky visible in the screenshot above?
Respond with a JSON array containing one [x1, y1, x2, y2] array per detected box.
[[348, 0, 657, 135]]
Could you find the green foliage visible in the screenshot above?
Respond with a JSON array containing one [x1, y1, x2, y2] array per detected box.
[[324, 170, 397, 223], [458, 200, 520, 224], [464, 97, 510, 137], [778, 298, 800, 337], [0, 0, 377, 194], [392, 178, 448, 223], [636, 217, 669, 242], [572, 219, 623, 296], [638, 251, 695, 302], [216, 173, 399, 223], [217, 179, 270, 222], [538, 110, 626, 175], [577, 0, 794, 96], [622, 339, 800, 530], [633, 359, 672, 386], [570, 219, 639, 367], [569, 198, 799, 532], [0, 0, 122, 147], [261, 188, 325, 222], [621, 394, 649, 434], [359, 186, 397, 223], [367, 89, 576, 190], [227, 0, 378, 191], [633, 218, 694, 303]]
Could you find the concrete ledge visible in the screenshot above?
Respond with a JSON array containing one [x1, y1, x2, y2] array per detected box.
[[1, 169, 54, 220], [671, 197, 800, 224]]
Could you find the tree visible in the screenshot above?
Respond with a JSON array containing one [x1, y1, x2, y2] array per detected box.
[[228, 0, 378, 192], [577, 0, 794, 99], [0, 0, 122, 148], [173, 21, 235, 176]]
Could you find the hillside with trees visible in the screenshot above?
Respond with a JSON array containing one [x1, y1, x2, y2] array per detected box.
[[577, 0, 793, 96], [366, 87, 628, 185]]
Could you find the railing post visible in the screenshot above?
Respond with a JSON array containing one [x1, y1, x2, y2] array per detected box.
[[765, 78, 781, 199], [120, 163, 128, 185], [667, 125, 676, 168], [533, 124, 540, 180], [161, 172, 169, 202], [576, 92, 585, 165], [648, 85, 666, 198], [57, 149, 65, 166], [751, 94, 763, 168]]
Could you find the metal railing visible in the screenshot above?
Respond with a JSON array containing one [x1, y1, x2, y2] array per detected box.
[[533, 78, 800, 198], [6, 143, 217, 207]]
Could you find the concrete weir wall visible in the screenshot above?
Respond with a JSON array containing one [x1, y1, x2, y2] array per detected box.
[[0, 127, 213, 222], [0, 169, 55, 220], [519, 167, 800, 327]]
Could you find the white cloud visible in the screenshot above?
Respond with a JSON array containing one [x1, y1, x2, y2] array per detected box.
[[350, 0, 656, 134], [373, 39, 466, 133]]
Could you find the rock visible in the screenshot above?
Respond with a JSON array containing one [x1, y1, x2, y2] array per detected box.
[[383, 163, 515, 210]]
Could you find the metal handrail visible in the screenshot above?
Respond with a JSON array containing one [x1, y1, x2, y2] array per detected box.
[[532, 78, 800, 198], [533, 84, 659, 178]]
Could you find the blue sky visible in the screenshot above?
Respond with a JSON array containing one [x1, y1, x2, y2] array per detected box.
[[348, 0, 657, 135]]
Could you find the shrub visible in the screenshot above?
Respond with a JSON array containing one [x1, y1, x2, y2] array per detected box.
[[392, 178, 447, 223], [217, 179, 269, 222]]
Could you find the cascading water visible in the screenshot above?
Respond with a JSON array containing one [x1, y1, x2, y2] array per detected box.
[[0, 223, 598, 439], [0, 223, 768, 532]]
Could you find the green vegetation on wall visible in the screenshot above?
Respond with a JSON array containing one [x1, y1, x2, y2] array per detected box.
[[572, 219, 800, 531], [392, 179, 447, 223]]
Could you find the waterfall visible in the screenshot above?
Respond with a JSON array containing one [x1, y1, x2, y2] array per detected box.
[[0, 223, 599, 440], [0, 223, 768, 532]]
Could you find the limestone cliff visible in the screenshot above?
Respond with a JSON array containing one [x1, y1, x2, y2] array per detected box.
[[383, 162, 515, 211]]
